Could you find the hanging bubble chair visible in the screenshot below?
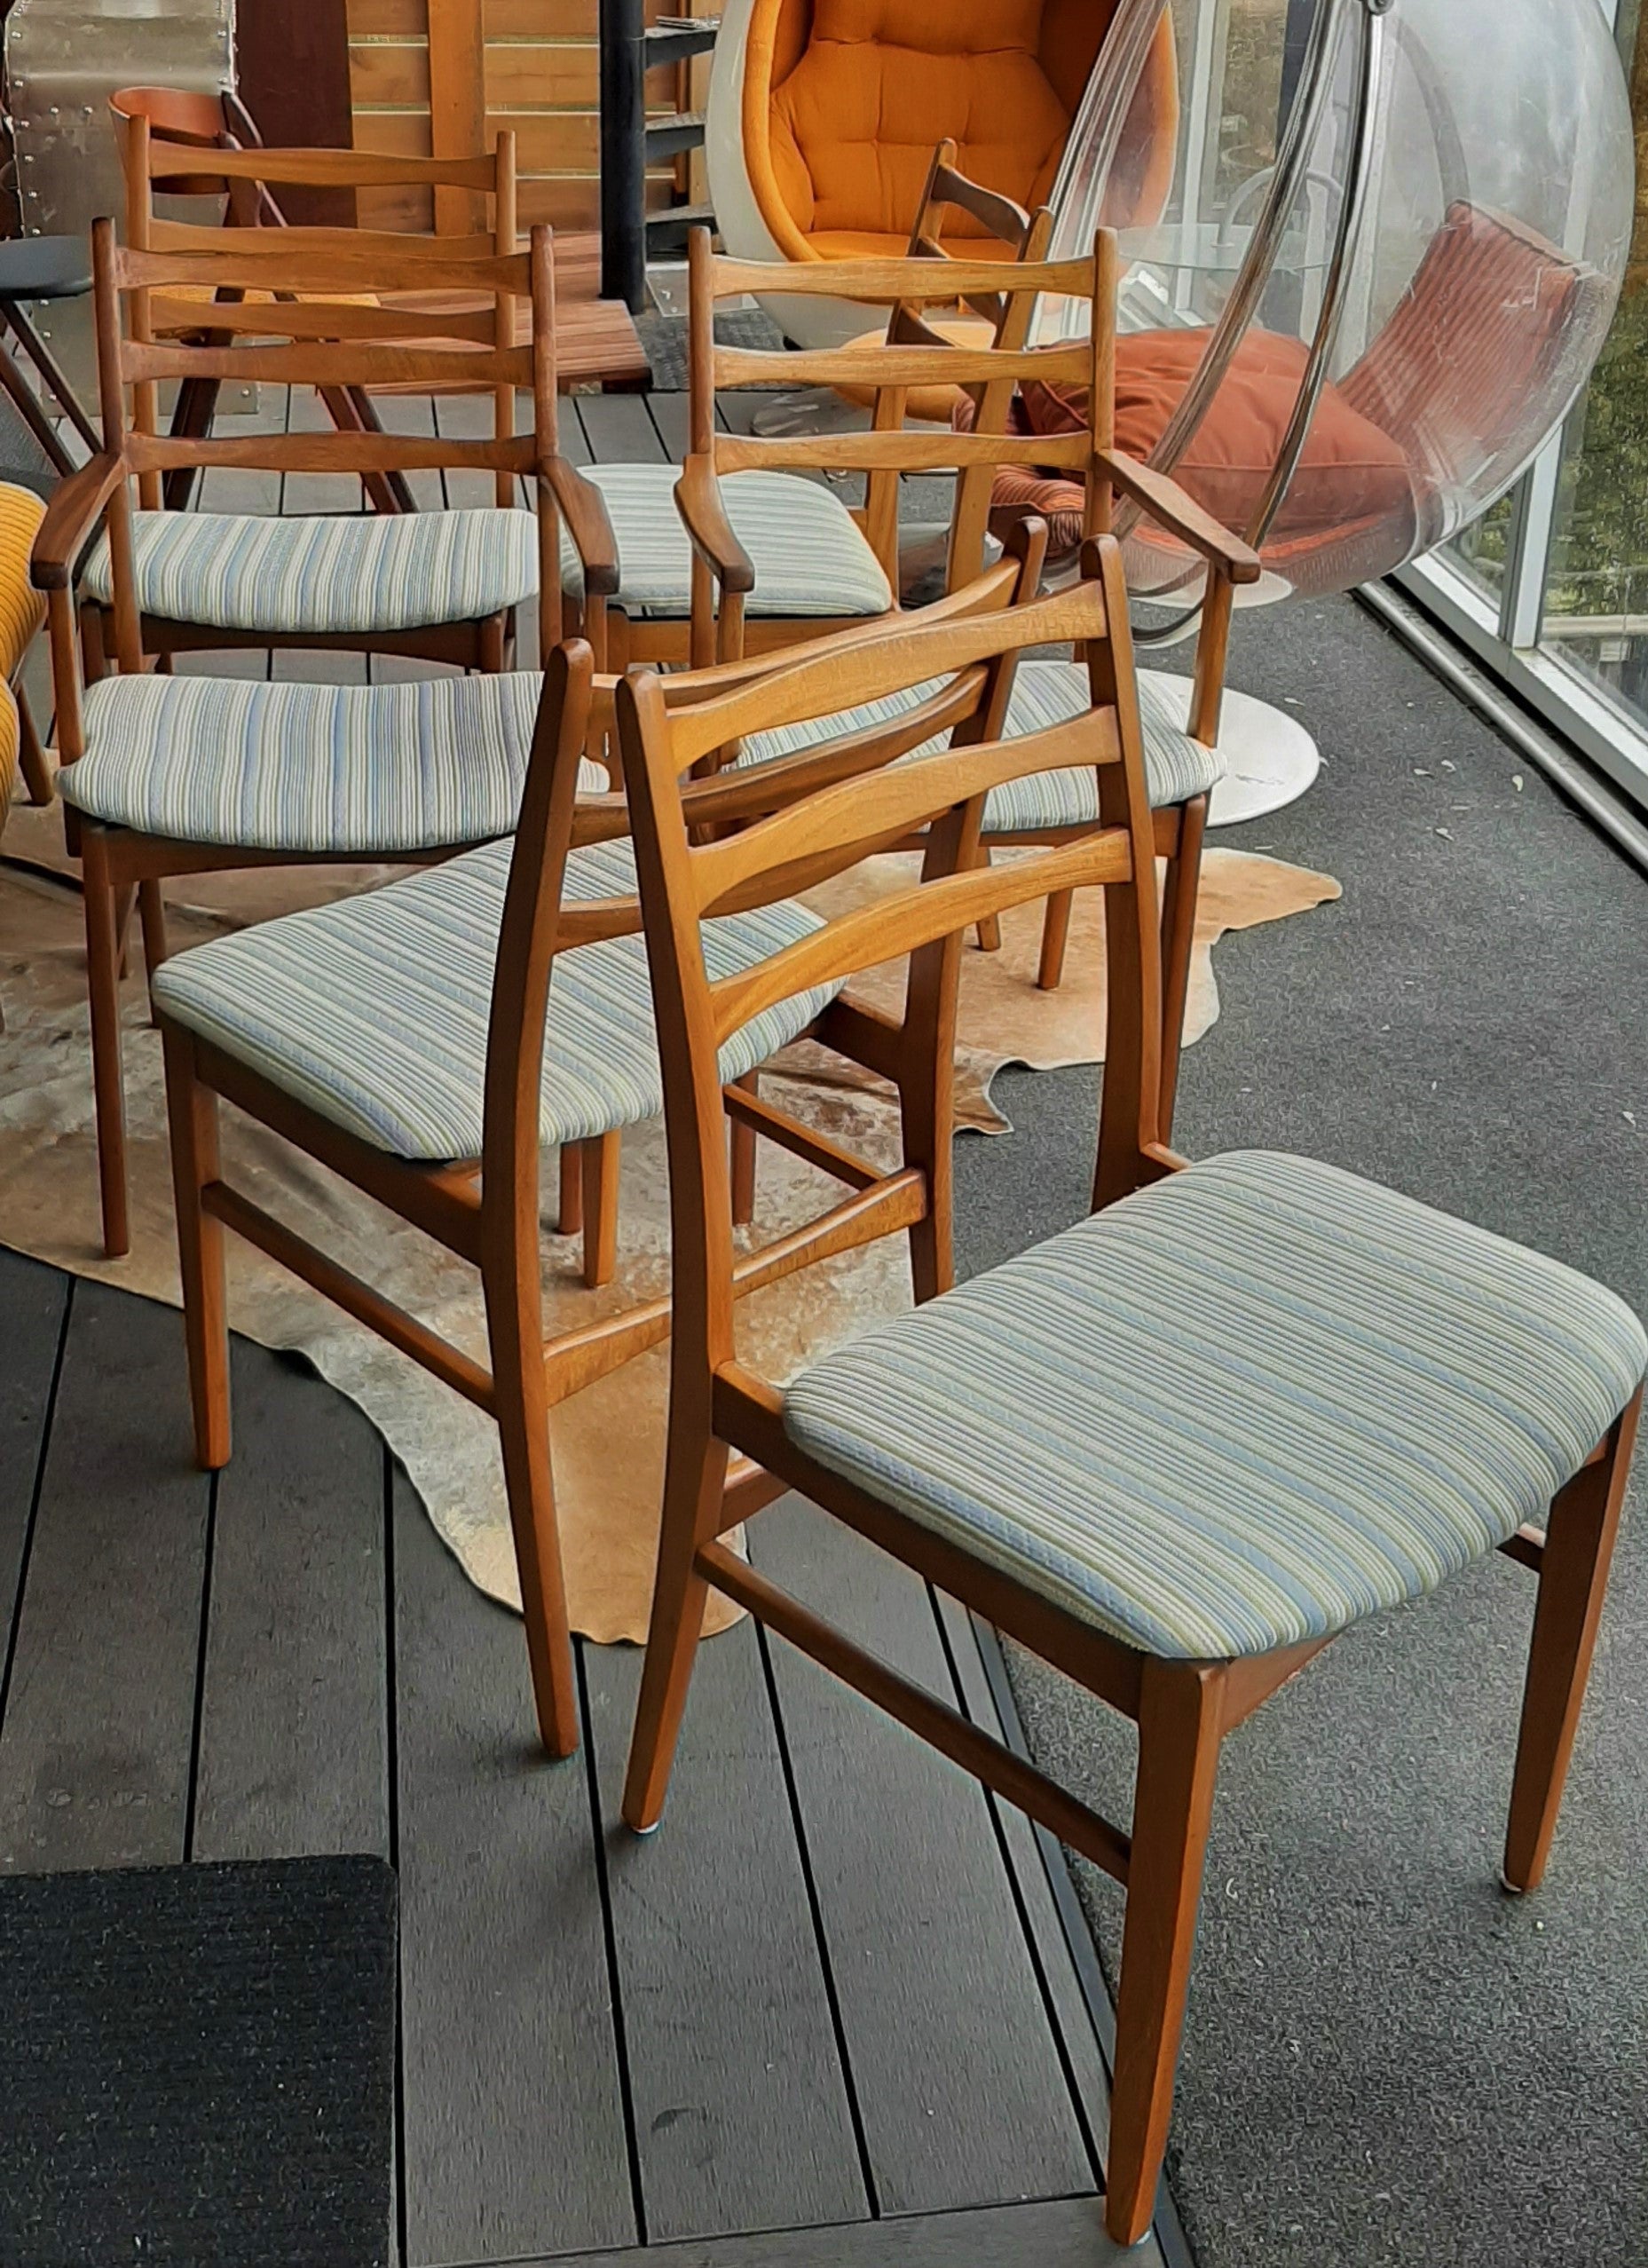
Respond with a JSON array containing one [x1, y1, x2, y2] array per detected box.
[[1029, 0, 1632, 609]]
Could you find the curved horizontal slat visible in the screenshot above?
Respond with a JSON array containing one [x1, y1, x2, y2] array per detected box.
[[122, 337, 532, 390], [663, 582, 1108, 770], [690, 709, 1119, 918], [146, 141, 500, 191], [713, 341, 1091, 391], [144, 295, 500, 345], [715, 429, 1092, 476], [710, 251, 1094, 303], [124, 430, 533, 477], [708, 829, 1132, 1046], [114, 242, 530, 296]]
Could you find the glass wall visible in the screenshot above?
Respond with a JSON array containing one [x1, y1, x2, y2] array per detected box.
[[1406, 0, 1648, 814]]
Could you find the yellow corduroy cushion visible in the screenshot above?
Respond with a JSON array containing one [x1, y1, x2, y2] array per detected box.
[[0, 481, 46, 683], [0, 480, 45, 837]]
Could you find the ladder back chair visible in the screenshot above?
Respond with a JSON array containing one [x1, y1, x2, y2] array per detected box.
[[615, 540, 1646, 2248], [151, 561, 1034, 1758], [566, 227, 1108, 676], [880, 146, 1254, 1135], [83, 109, 529, 677], [33, 218, 622, 1260]]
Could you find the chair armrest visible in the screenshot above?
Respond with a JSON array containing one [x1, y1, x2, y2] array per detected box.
[[1098, 448, 1262, 585], [674, 454, 755, 597], [32, 454, 125, 592], [539, 454, 620, 599]]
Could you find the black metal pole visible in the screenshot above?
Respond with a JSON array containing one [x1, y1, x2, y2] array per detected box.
[[599, 0, 648, 312]]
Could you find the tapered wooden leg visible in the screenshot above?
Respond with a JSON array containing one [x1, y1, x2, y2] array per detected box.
[[80, 603, 108, 685], [481, 1221, 579, 1758], [622, 1419, 729, 1832], [973, 841, 1001, 953], [1106, 1658, 1225, 2248], [138, 880, 170, 1019], [81, 832, 130, 1259], [580, 1127, 621, 1290], [1503, 1391, 1640, 1894], [558, 1142, 585, 1236], [1036, 889, 1076, 992], [729, 1071, 758, 1227], [1157, 799, 1207, 1144], [16, 688, 52, 805], [161, 1024, 232, 1468]]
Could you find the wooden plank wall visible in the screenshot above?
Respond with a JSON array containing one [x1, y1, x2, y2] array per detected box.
[[348, 0, 685, 233]]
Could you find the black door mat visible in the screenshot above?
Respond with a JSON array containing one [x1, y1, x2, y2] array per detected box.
[[0, 1854, 397, 2268]]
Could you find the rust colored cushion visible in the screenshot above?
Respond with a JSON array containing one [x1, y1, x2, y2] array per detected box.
[[1023, 328, 1415, 542]]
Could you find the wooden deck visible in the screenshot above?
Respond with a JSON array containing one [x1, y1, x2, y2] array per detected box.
[[0, 387, 1173, 2268]]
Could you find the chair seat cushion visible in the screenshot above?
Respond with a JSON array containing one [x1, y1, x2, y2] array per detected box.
[[83, 509, 539, 636], [738, 659, 1222, 820], [784, 1150, 1647, 1661], [58, 670, 590, 855], [0, 233, 92, 301], [152, 838, 840, 1162], [564, 462, 894, 619]]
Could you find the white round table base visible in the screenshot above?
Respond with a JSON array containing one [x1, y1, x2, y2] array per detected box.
[[1144, 676, 1322, 827]]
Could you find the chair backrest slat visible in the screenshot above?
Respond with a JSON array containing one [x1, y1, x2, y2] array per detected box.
[[704, 825, 1134, 1047], [120, 336, 532, 392], [712, 341, 1091, 393], [687, 705, 1121, 928], [145, 139, 500, 192], [666, 580, 1109, 770], [110, 240, 531, 299], [714, 427, 1092, 477]]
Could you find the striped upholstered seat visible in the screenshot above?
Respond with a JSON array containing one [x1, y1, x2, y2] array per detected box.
[[785, 1150, 1647, 1661], [738, 658, 1222, 821], [57, 670, 583, 855], [151, 838, 840, 1162], [562, 462, 894, 618], [82, 509, 540, 636]]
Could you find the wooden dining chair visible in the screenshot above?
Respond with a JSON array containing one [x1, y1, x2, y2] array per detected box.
[[150, 559, 1033, 1757], [83, 106, 528, 676], [614, 540, 1646, 2247], [564, 226, 1110, 676], [728, 146, 1258, 1140], [32, 220, 623, 1260]]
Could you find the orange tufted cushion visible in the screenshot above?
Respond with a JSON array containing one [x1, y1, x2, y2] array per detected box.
[[769, 0, 1073, 244]]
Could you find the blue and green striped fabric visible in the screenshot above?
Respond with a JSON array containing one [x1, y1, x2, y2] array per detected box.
[[58, 670, 587, 854], [784, 1150, 1646, 1661], [562, 462, 894, 618], [83, 509, 539, 635], [153, 837, 840, 1161], [737, 659, 1222, 822]]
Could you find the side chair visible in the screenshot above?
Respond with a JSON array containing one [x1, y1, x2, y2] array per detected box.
[[150, 572, 1031, 1758], [615, 541, 1646, 2247], [33, 219, 621, 1260], [80, 109, 530, 676]]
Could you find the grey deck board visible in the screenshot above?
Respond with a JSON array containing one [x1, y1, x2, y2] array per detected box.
[[501, 2193, 1153, 2267], [0, 1249, 67, 1696], [583, 1627, 868, 2246], [390, 1467, 635, 2267], [751, 1498, 1095, 2217], [577, 390, 669, 466], [190, 1338, 390, 1864], [0, 1279, 209, 1874]]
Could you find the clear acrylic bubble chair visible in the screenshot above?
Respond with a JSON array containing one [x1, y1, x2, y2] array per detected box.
[[1004, 0, 1635, 819]]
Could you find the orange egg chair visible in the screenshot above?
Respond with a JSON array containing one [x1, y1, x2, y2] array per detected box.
[[706, 0, 1179, 346]]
